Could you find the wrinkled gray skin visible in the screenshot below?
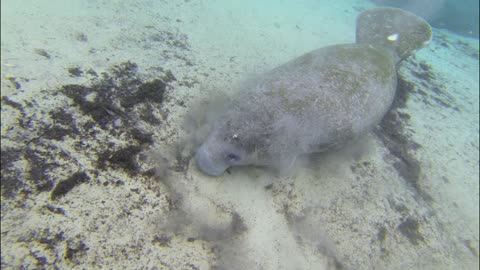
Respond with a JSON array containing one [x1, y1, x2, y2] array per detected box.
[[196, 8, 432, 176]]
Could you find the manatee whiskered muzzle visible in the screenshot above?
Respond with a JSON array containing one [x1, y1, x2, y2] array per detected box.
[[195, 145, 229, 176]]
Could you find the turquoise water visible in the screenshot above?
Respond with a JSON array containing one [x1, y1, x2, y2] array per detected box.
[[1, 1, 478, 269], [372, 0, 479, 38]]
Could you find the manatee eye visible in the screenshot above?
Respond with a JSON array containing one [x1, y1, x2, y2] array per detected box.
[[225, 153, 241, 163]]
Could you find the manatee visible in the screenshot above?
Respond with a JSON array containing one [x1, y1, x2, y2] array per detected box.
[[195, 7, 432, 176]]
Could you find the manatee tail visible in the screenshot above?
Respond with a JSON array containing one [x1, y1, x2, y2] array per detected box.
[[356, 7, 432, 63]]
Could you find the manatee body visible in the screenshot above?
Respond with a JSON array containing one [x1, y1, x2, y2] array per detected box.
[[196, 8, 432, 176]]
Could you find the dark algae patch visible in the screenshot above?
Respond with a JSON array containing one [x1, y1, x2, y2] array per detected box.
[[397, 217, 425, 246], [97, 145, 142, 174], [406, 59, 459, 111], [64, 241, 89, 264], [61, 61, 170, 129], [1, 61, 177, 199], [121, 79, 167, 109], [373, 56, 458, 202], [67, 66, 83, 77], [14, 228, 66, 266], [1, 17, 198, 268], [152, 234, 172, 247], [0, 147, 24, 197], [6, 76, 21, 89], [374, 75, 429, 201], [24, 146, 57, 193], [51, 171, 90, 200], [34, 48, 51, 59], [2, 95, 27, 118]]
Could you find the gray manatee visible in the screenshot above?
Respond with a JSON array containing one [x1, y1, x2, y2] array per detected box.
[[196, 7, 432, 176]]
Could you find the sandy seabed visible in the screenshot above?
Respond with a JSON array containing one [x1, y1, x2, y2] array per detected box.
[[1, 0, 478, 269]]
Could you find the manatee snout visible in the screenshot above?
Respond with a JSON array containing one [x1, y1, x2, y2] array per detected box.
[[195, 141, 248, 176], [195, 144, 227, 176]]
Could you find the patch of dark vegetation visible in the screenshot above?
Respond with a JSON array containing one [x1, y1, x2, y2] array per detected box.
[[375, 58, 463, 200], [350, 160, 376, 179], [64, 240, 89, 264], [1, 106, 73, 198], [455, 40, 480, 60], [18, 113, 36, 130], [138, 103, 162, 124], [37, 229, 65, 250], [30, 251, 48, 267], [397, 217, 425, 245], [45, 204, 66, 215], [40, 125, 72, 141], [18, 228, 65, 255], [81, 120, 97, 135], [162, 69, 177, 83], [34, 48, 51, 59], [411, 68, 434, 82], [30, 232, 65, 266], [178, 78, 199, 88], [74, 32, 88, 42], [0, 147, 24, 197], [96, 145, 142, 174], [15, 227, 65, 266], [24, 147, 57, 193], [120, 79, 166, 109], [152, 234, 172, 247], [67, 67, 83, 77], [142, 168, 157, 177], [392, 77, 413, 108], [375, 111, 425, 198], [431, 96, 451, 108], [61, 61, 170, 130], [388, 199, 410, 216], [61, 84, 121, 128], [85, 68, 98, 77], [49, 108, 74, 127], [129, 128, 154, 145], [406, 60, 459, 111], [115, 180, 125, 186], [6, 76, 21, 89], [410, 61, 435, 82], [393, 158, 421, 189], [51, 171, 90, 200], [150, 30, 190, 50], [375, 75, 432, 202], [230, 212, 248, 235], [2, 61, 177, 199], [376, 226, 387, 243], [32, 109, 82, 142], [2, 96, 26, 117], [49, 109, 81, 136]]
